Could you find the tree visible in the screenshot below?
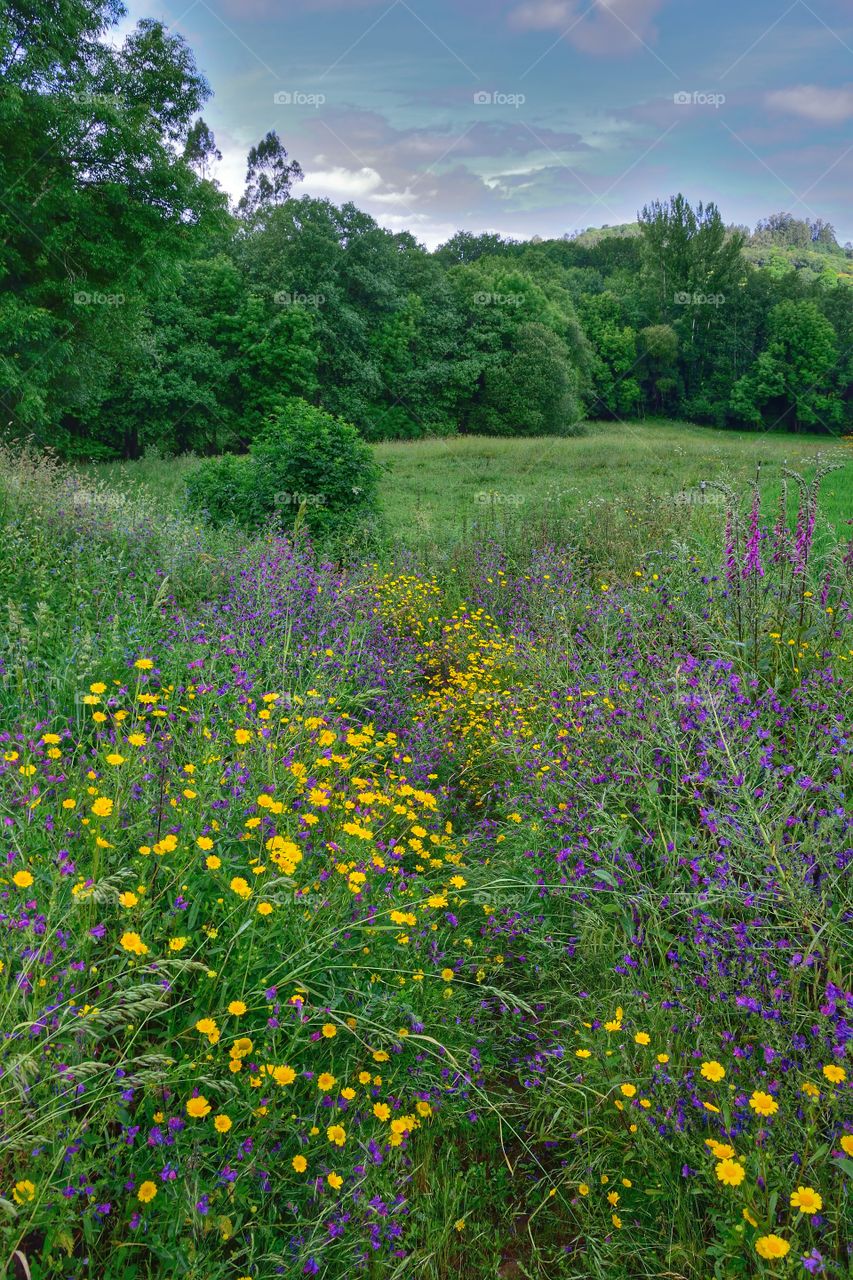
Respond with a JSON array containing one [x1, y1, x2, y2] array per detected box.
[[472, 322, 582, 435], [639, 325, 680, 414], [638, 195, 746, 410], [0, 0, 226, 445], [729, 300, 841, 432], [184, 118, 222, 179], [578, 292, 641, 418], [238, 131, 303, 218]]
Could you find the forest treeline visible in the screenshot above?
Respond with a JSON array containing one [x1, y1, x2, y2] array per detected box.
[[2, 0, 851, 459]]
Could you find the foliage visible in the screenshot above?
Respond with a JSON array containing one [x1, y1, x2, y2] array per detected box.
[[185, 399, 382, 543], [730, 300, 842, 432]]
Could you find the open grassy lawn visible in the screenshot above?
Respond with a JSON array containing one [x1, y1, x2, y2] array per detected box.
[[373, 420, 852, 542], [90, 420, 852, 550]]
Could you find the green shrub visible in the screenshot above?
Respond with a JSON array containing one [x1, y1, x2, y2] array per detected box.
[[186, 399, 382, 543], [252, 398, 381, 541], [184, 452, 256, 527]]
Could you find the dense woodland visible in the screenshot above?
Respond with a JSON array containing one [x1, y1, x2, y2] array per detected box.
[[2, 0, 851, 461]]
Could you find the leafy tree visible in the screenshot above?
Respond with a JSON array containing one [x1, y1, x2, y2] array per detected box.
[[0, 0, 226, 443], [578, 293, 641, 418], [184, 118, 222, 179], [238, 131, 303, 218], [729, 300, 841, 432], [639, 325, 680, 414], [471, 322, 582, 436]]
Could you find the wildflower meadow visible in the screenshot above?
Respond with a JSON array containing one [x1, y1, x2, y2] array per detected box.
[[0, 439, 850, 1280]]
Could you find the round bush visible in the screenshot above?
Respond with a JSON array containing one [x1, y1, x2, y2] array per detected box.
[[250, 398, 381, 541]]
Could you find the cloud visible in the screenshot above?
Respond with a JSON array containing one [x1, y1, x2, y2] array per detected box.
[[303, 164, 385, 199], [508, 0, 669, 54], [765, 84, 853, 125]]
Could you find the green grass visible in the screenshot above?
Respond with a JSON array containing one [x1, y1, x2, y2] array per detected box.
[[373, 420, 852, 543], [88, 421, 852, 552]]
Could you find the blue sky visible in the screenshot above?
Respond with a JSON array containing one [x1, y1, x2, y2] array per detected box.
[[122, 0, 853, 247]]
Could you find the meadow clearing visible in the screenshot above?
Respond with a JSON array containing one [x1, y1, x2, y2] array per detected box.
[[1, 422, 851, 1280]]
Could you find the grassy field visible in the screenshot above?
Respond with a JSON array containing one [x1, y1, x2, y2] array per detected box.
[[90, 420, 853, 549]]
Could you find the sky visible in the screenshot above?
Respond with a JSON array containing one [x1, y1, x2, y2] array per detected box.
[[119, 0, 853, 248]]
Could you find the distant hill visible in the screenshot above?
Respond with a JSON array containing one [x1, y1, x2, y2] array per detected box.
[[569, 216, 853, 285]]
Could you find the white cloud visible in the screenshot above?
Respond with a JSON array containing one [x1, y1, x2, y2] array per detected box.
[[765, 84, 853, 124], [303, 165, 385, 199], [509, 0, 668, 53]]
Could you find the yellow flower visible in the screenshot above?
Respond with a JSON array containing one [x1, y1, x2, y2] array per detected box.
[[197, 836, 214, 851], [234, 728, 252, 745], [634, 1032, 650, 1046], [229, 877, 251, 899], [327, 1172, 343, 1190], [321, 1023, 337, 1038], [373, 1103, 391, 1121], [120, 931, 148, 956], [656, 1054, 669, 1064], [205, 854, 221, 870], [272, 1065, 296, 1086], [577, 1184, 589, 1196], [195, 1017, 218, 1037], [317, 1073, 337, 1092], [840, 1135, 853, 1157], [715, 1159, 745, 1187], [790, 1186, 822, 1215], [13, 870, 33, 889], [186, 1095, 211, 1118], [743, 1207, 757, 1228], [292, 1155, 307, 1172], [214, 1115, 232, 1133], [327, 1124, 346, 1146], [256, 902, 273, 915], [228, 1000, 247, 1016], [748, 1090, 778, 1117], [822, 1064, 846, 1084], [755, 1235, 790, 1260], [611, 1213, 622, 1229], [454, 1218, 466, 1232], [134, 658, 154, 670], [169, 937, 188, 952], [137, 1181, 157, 1203], [441, 968, 454, 982], [118, 891, 138, 908], [700, 1060, 725, 1082], [575, 1049, 591, 1058], [705, 1140, 736, 1160], [91, 797, 113, 818], [607, 1191, 619, 1205], [12, 1180, 35, 1204], [619, 1083, 636, 1098]]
